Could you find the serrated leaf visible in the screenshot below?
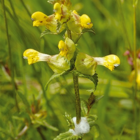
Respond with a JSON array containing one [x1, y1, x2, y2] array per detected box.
[[45, 71, 66, 91], [54, 131, 82, 140], [81, 100, 88, 116], [17, 91, 30, 111], [64, 112, 74, 129], [72, 70, 98, 90]]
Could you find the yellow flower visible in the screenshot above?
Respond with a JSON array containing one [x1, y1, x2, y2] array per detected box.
[[23, 49, 50, 65], [31, 12, 57, 33], [94, 54, 120, 71], [75, 53, 120, 75], [53, 3, 70, 23], [80, 14, 93, 29], [23, 49, 70, 73], [53, 2, 62, 20], [58, 37, 76, 60]]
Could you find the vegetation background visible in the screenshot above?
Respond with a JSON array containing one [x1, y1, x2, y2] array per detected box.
[[0, 0, 140, 139]]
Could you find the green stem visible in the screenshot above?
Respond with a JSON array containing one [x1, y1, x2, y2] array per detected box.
[[133, 1, 138, 140], [73, 73, 81, 124], [66, 27, 81, 124], [2, 0, 19, 112]]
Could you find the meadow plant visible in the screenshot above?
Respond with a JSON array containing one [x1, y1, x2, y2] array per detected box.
[[23, 0, 120, 139]]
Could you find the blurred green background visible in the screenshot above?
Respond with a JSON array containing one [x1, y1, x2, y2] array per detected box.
[[0, 0, 140, 140]]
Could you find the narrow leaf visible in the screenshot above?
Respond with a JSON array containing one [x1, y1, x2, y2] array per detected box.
[[35, 120, 58, 131], [45, 71, 66, 91]]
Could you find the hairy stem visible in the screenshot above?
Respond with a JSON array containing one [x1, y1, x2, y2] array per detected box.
[[2, 0, 19, 112], [73, 73, 81, 124], [66, 27, 81, 124]]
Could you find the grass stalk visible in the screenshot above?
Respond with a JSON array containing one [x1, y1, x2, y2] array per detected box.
[[2, 0, 19, 112], [133, 1, 138, 139]]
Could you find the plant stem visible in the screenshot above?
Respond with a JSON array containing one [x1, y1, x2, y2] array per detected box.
[[133, 1, 138, 140], [2, 0, 19, 112], [66, 26, 81, 124], [73, 73, 81, 124]]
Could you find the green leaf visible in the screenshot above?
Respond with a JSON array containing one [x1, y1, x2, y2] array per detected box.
[[87, 115, 98, 127], [0, 128, 14, 139], [40, 29, 57, 38], [54, 131, 82, 140], [45, 71, 66, 91], [34, 120, 58, 131], [81, 100, 88, 116], [47, 0, 58, 4], [64, 112, 74, 129], [82, 28, 95, 34], [17, 91, 30, 111], [72, 70, 98, 90]]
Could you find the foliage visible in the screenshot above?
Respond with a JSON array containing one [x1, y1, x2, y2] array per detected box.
[[0, 0, 140, 140]]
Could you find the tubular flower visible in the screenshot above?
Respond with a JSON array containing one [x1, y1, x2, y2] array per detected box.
[[75, 53, 120, 75], [80, 14, 93, 29], [23, 49, 50, 65], [23, 49, 70, 73], [58, 37, 76, 60], [31, 12, 57, 33], [94, 54, 120, 71], [53, 2, 70, 23]]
